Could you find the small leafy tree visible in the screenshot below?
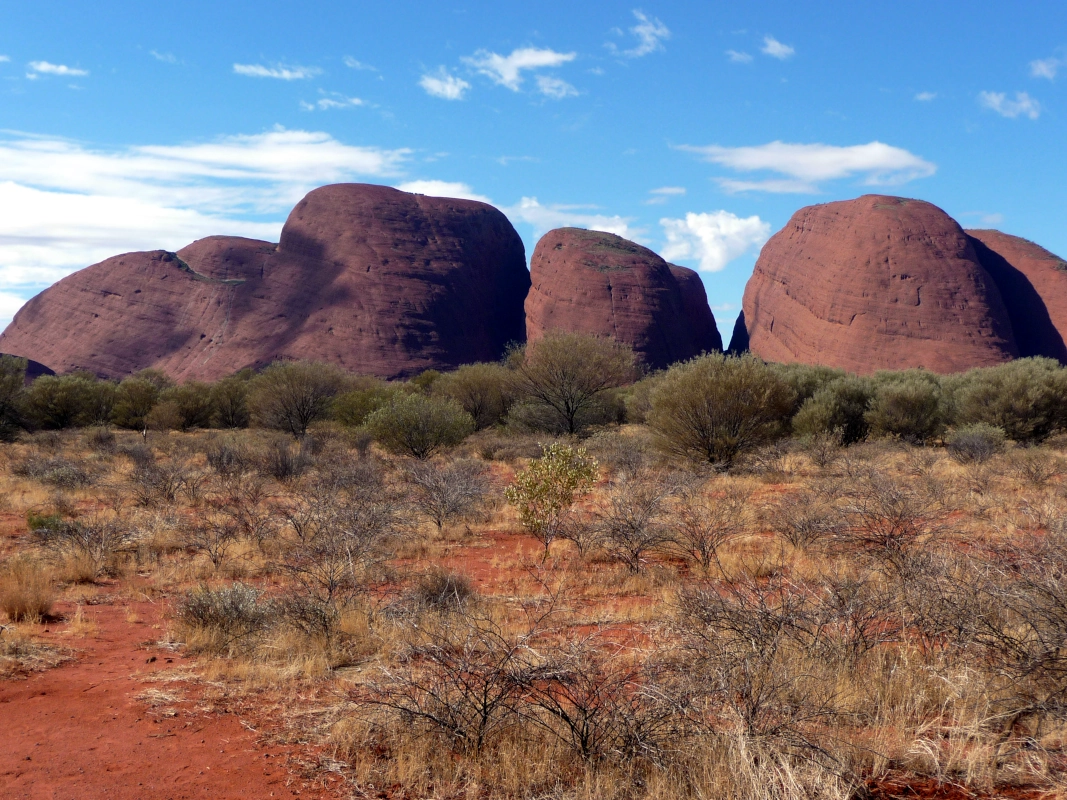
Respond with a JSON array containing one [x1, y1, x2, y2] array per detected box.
[[433, 362, 514, 430], [365, 393, 474, 459], [210, 376, 251, 429], [864, 371, 946, 443], [504, 442, 598, 558], [792, 376, 874, 445], [111, 377, 161, 430], [248, 360, 345, 436], [0, 355, 27, 440], [161, 382, 215, 431]]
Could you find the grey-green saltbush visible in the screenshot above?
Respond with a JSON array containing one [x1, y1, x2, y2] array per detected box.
[[366, 393, 475, 459]]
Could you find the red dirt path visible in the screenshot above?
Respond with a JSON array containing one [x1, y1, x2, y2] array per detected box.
[[0, 600, 346, 800]]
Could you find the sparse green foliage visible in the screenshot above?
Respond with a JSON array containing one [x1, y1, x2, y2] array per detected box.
[[161, 382, 215, 431], [433, 363, 514, 430], [248, 360, 345, 436], [865, 371, 946, 443], [792, 376, 873, 445], [111, 377, 161, 430], [945, 357, 1067, 443], [210, 376, 251, 429], [0, 355, 27, 441], [504, 442, 598, 556], [946, 423, 1007, 464]]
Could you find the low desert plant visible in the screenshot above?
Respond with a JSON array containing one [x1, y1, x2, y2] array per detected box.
[[366, 393, 475, 459], [0, 556, 56, 622], [405, 459, 491, 530], [176, 583, 276, 654], [946, 423, 1006, 464]]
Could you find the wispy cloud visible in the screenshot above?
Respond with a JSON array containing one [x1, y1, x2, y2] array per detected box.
[[645, 186, 685, 205], [0, 129, 411, 325], [1031, 53, 1065, 80], [536, 75, 578, 99], [0, 56, 10, 63], [623, 10, 670, 57], [726, 50, 753, 63], [761, 36, 794, 60], [660, 211, 770, 272], [27, 61, 88, 77], [979, 90, 1041, 119], [462, 47, 576, 92], [300, 91, 363, 111], [959, 210, 1005, 226], [420, 68, 470, 100], [343, 56, 377, 72], [233, 63, 321, 80], [680, 140, 936, 193], [395, 180, 492, 204], [504, 197, 638, 240], [914, 91, 937, 102], [150, 50, 177, 64]]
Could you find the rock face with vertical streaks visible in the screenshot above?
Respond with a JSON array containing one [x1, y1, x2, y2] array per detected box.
[[736, 195, 1018, 373], [525, 227, 722, 370]]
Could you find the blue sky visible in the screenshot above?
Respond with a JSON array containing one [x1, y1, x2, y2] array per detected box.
[[1, 1, 1065, 343]]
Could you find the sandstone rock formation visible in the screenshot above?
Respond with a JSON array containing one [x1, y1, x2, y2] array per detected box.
[[738, 195, 1018, 373], [0, 184, 530, 381], [525, 228, 722, 370], [967, 229, 1067, 363]]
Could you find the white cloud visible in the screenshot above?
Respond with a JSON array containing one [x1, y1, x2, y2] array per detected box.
[[0, 56, 10, 63], [28, 61, 88, 77], [301, 91, 363, 111], [761, 36, 794, 60], [504, 197, 638, 240], [536, 75, 578, 99], [462, 47, 576, 91], [915, 91, 937, 102], [1030, 56, 1064, 80], [343, 56, 377, 71], [681, 140, 936, 192], [645, 186, 685, 205], [625, 11, 670, 57], [717, 178, 820, 194], [419, 68, 470, 100], [0, 129, 411, 326], [395, 180, 492, 204], [233, 63, 321, 80], [660, 211, 770, 272], [150, 50, 177, 64], [979, 90, 1041, 119], [726, 50, 753, 63]]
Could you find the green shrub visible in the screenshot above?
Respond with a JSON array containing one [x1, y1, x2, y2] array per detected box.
[[864, 371, 946, 444], [433, 363, 514, 430], [160, 382, 215, 430], [0, 355, 27, 441], [111, 377, 161, 430], [210, 376, 251, 429], [944, 357, 1067, 443], [366, 393, 475, 459], [792, 376, 874, 445], [646, 353, 794, 466], [332, 379, 407, 428], [770, 362, 846, 416]]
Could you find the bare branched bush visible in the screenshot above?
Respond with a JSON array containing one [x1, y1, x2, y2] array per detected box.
[[946, 423, 1006, 464], [405, 459, 491, 530], [176, 583, 277, 655], [12, 455, 94, 489], [763, 488, 843, 550], [1008, 448, 1065, 488], [410, 569, 476, 612], [206, 439, 252, 477], [669, 481, 749, 573], [130, 461, 187, 506], [595, 472, 678, 573], [183, 516, 241, 570], [210, 474, 276, 550], [30, 514, 135, 581], [260, 436, 313, 481]]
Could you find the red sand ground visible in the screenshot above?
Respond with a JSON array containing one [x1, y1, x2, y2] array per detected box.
[[0, 600, 346, 800]]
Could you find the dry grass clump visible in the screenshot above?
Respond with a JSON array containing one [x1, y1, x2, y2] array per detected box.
[[0, 555, 56, 622]]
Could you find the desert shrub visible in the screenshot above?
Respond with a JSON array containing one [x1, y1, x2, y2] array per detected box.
[[411, 569, 475, 611], [176, 583, 276, 654], [410, 369, 442, 393], [21, 374, 102, 430], [0, 556, 56, 622], [13, 455, 93, 489], [433, 363, 514, 430], [508, 331, 636, 436], [647, 353, 794, 467], [130, 462, 188, 506], [183, 516, 241, 570], [83, 425, 116, 452], [504, 442, 598, 557], [946, 423, 1006, 464], [210, 376, 251, 429], [585, 428, 653, 480], [792, 376, 873, 445], [145, 399, 182, 432], [467, 429, 544, 462], [621, 372, 665, 424], [118, 442, 155, 469], [160, 382, 215, 430], [365, 393, 474, 459], [0, 355, 27, 441], [29, 514, 134, 581], [206, 438, 252, 477], [248, 360, 346, 436], [864, 370, 946, 443], [111, 377, 161, 430], [763, 488, 843, 549], [331, 379, 407, 428], [945, 357, 1067, 443], [770, 362, 846, 416], [405, 459, 491, 530], [670, 481, 749, 572], [1007, 447, 1065, 487], [260, 436, 313, 481], [595, 471, 677, 573]]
